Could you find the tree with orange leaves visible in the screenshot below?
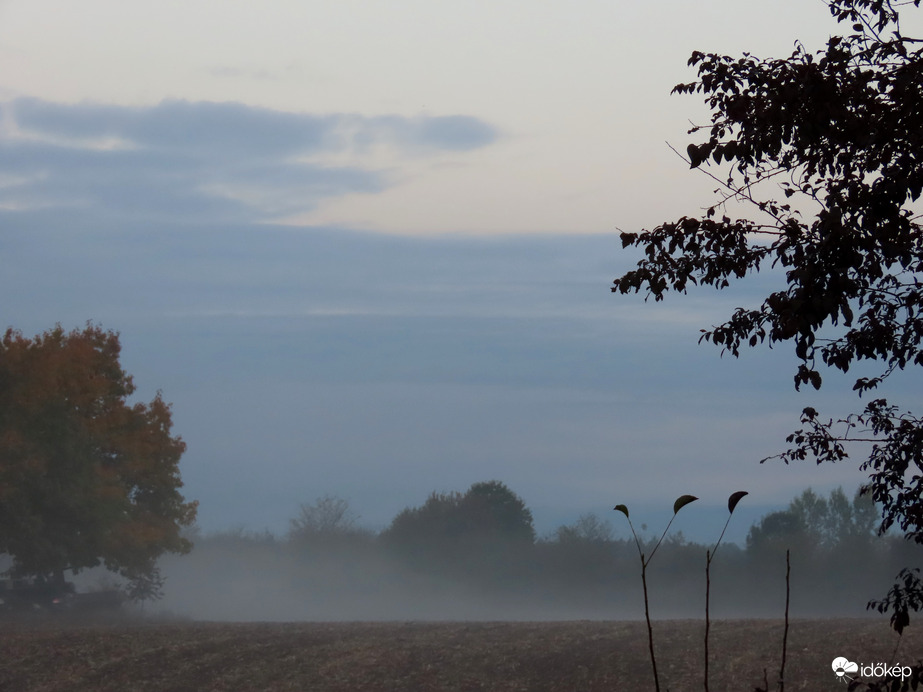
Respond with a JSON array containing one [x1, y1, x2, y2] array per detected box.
[[0, 324, 197, 600]]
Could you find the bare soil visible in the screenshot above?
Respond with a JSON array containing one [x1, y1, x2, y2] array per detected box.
[[0, 618, 918, 691]]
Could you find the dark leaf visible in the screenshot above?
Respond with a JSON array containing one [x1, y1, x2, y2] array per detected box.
[[728, 490, 749, 514], [673, 494, 699, 514]]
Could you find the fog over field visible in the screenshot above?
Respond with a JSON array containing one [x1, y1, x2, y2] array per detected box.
[[148, 485, 921, 623], [153, 538, 905, 623]]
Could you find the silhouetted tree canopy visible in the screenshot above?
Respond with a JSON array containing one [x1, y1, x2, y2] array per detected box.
[[288, 495, 372, 555], [460, 480, 536, 543], [747, 487, 877, 554], [289, 495, 358, 538], [0, 324, 197, 599], [611, 0, 923, 622], [382, 480, 535, 568], [553, 512, 615, 544]]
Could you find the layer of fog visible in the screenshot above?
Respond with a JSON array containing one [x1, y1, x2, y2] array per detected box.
[[152, 532, 912, 622]]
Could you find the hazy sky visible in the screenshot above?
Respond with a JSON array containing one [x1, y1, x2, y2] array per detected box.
[[0, 0, 904, 542]]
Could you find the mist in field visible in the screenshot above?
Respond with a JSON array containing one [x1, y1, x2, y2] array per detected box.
[[152, 486, 923, 622], [157, 535, 582, 622]]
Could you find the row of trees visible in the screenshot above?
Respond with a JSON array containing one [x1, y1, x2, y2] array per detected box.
[[166, 482, 921, 620], [291, 481, 883, 559]]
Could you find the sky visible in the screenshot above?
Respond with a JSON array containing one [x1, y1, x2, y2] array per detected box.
[[0, 0, 911, 545]]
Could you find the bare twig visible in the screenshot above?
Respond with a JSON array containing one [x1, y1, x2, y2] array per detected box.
[[780, 549, 790, 692], [705, 548, 712, 692]]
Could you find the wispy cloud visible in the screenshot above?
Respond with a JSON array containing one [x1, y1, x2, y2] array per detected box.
[[0, 98, 498, 220]]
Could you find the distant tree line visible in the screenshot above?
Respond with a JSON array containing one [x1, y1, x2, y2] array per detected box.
[[166, 482, 923, 620]]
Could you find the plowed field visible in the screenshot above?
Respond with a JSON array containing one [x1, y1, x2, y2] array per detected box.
[[0, 618, 917, 691]]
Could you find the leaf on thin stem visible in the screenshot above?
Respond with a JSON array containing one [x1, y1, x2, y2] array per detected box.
[[673, 495, 699, 514], [613, 504, 630, 519], [728, 491, 749, 514]]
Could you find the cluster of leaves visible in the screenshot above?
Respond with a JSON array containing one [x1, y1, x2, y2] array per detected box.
[[769, 401, 923, 544], [612, 0, 923, 624], [0, 324, 197, 598], [870, 567, 923, 635]]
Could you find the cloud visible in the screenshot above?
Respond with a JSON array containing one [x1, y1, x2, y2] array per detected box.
[[0, 98, 498, 220], [361, 114, 498, 152]]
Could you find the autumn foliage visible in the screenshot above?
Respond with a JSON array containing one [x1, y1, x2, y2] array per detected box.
[[0, 324, 196, 597]]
